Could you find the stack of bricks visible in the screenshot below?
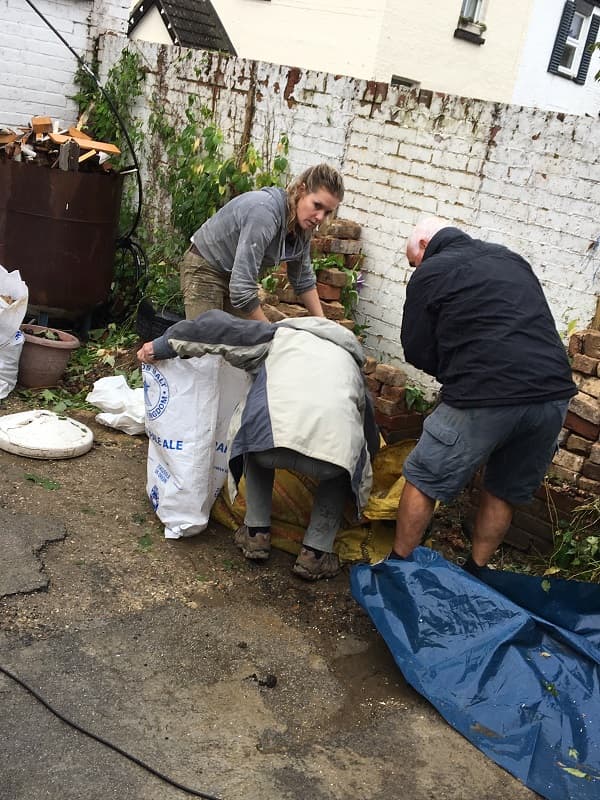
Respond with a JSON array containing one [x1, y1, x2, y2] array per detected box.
[[312, 217, 362, 270], [259, 217, 362, 331], [312, 217, 362, 329], [481, 328, 600, 555], [363, 358, 425, 442], [548, 328, 600, 494]]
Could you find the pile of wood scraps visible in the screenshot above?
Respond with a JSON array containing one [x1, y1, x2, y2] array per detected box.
[[0, 115, 121, 173]]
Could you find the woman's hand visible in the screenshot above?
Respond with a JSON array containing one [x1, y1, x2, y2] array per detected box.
[[137, 342, 155, 363]]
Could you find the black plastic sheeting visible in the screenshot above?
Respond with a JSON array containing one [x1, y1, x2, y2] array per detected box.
[[350, 547, 600, 800]]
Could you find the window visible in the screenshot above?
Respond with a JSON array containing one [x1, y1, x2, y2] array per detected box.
[[455, 0, 486, 44], [548, 1, 600, 84], [460, 0, 483, 23], [560, 11, 587, 73]]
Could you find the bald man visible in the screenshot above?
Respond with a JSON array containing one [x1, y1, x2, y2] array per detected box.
[[392, 219, 577, 573]]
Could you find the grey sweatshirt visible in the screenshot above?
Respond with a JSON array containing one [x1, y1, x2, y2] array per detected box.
[[191, 186, 316, 313]]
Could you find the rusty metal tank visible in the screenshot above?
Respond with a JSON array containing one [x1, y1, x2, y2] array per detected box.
[[0, 160, 123, 318]]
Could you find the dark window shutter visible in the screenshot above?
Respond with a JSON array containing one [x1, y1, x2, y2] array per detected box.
[[548, 1, 576, 74], [574, 13, 600, 83]]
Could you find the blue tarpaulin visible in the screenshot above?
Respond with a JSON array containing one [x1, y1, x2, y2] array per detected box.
[[350, 547, 600, 800]]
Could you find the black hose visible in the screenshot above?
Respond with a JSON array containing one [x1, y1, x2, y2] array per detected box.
[[0, 663, 223, 800]]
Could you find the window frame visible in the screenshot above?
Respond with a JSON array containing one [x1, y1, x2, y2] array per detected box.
[[548, 1, 600, 85], [557, 11, 589, 76], [460, 0, 484, 24]]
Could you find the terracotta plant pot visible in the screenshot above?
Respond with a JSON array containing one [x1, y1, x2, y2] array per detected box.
[[18, 324, 80, 389]]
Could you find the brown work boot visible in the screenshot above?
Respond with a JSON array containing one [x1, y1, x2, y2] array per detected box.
[[292, 547, 340, 581], [234, 525, 271, 561]]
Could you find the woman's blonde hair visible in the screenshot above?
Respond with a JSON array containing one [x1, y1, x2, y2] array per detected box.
[[286, 163, 345, 233]]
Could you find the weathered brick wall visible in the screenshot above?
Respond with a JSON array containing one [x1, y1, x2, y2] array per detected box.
[[96, 37, 600, 384], [0, 0, 129, 128], [344, 91, 600, 378]]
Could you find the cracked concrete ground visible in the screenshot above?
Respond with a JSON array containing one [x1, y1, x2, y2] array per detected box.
[[0, 403, 540, 800]]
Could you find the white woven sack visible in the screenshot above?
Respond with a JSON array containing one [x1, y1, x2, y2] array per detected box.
[[143, 355, 249, 538], [0, 330, 24, 400]]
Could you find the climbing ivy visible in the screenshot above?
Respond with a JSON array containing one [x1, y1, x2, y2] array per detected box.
[[150, 95, 289, 239], [71, 47, 146, 166]]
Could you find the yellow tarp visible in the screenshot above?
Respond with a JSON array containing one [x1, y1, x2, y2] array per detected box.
[[211, 439, 416, 564]]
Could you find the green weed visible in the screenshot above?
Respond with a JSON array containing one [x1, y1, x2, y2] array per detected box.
[[138, 533, 153, 553], [24, 473, 61, 491]]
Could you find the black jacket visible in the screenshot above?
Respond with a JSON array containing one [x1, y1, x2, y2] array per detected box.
[[400, 228, 577, 407]]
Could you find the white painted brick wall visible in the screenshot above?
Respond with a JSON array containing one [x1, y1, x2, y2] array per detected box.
[[0, 0, 129, 128], [6, 28, 600, 393]]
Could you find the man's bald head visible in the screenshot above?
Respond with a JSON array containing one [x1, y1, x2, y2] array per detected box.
[[406, 217, 451, 268]]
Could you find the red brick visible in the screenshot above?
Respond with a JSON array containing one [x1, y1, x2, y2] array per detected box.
[[578, 376, 600, 399], [320, 300, 345, 320], [565, 434, 593, 456], [321, 218, 361, 239], [375, 396, 406, 416], [582, 330, 600, 359], [345, 254, 363, 269], [277, 302, 309, 318], [316, 281, 341, 302], [582, 460, 600, 481], [505, 524, 553, 554], [553, 448, 585, 472], [571, 353, 599, 375], [565, 411, 600, 439], [262, 304, 286, 322], [547, 464, 578, 484], [316, 268, 347, 288], [534, 484, 586, 515], [381, 384, 406, 402], [363, 356, 377, 375], [365, 376, 381, 394], [374, 363, 407, 387], [311, 236, 362, 255], [568, 331, 583, 356], [375, 409, 424, 434], [276, 285, 298, 303], [569, 392, 600, 425], [511, 509, 554, 540], [577, 476, 600, 495]]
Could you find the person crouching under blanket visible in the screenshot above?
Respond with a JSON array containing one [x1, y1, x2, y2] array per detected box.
[[138, 310, 379, 581]]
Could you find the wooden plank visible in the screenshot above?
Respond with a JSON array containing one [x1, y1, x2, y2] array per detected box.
[[78, 149, 97, 164], [31, 115, 52, 133], [67, 126, 92, 140], [48, 131, 120, 155]]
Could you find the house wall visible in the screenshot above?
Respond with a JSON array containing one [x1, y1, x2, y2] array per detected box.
[[372, 0, 535, 103], [512, 0, 600, 116], [98, 34, 600, 389], [0, 0, 129, 128], [212, 0, 385, 79], [129, 5, 173, 46]]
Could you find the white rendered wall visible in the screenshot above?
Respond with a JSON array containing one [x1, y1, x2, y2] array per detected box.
[[512, 0, 600, 115], [212, 0, 385, 79], [129, 5, 172, 46], [373, 0, 536, 102]]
